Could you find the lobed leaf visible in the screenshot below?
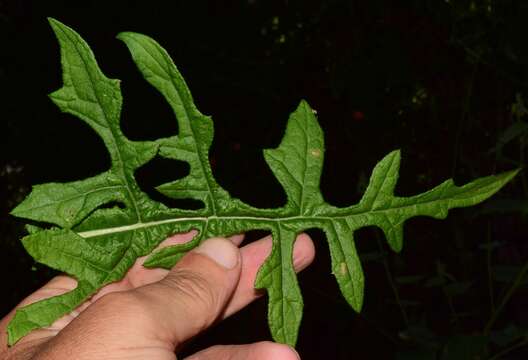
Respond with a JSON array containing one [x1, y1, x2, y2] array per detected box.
[[263, 100, 325, 215], [6, 18, 518, 347], [11, 172, 125, 228]]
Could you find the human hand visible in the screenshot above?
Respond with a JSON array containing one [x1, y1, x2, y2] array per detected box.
[[0, 232, 315, 359]]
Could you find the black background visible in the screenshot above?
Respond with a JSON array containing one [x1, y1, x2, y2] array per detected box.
[[1, 1, 527, 359]]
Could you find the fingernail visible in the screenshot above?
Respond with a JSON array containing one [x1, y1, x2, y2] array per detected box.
[[194, 238, 238, 269]]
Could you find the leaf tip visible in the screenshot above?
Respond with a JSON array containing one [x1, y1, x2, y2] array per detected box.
[[7, 324, 17, 347], [298, 98, 310, 107], [480, 168, 520, 195], [352, 296, 364, 313], [116, 31, 133, 42], [297, 99, 315, 114], [47, 17, 68, 32], [6, 309, 28, 346], [389, 148, 402, 160], [142, 256, 157, 268], [504, 168, 521, 182], [9, 191, 34, 219], [116, 32, 151, 48], [388, 236, 404, 253], [9, 203, 22, 217], [46, 17, 59, 26]]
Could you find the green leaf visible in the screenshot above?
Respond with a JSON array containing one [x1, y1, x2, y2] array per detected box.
[[255, 224, 302, 346], [11, 172, 125, 228], [324, 220, 364, 311], [263, 100, 325, 215], [6, 18, 518, 347], [115, 31, 231, 210]]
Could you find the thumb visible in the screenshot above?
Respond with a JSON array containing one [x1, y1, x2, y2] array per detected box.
[[133, 237, 241, 346]]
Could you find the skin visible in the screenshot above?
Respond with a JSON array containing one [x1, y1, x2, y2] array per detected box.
[[0, 232, 315, 359]]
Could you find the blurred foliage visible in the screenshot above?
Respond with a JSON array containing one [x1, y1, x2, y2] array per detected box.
[[1, 0, 527, 358]]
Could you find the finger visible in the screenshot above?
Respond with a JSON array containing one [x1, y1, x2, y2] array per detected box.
[[223, 233, 315, 318], [184, 341, 300, 360], [0, 230, 210, 349], [131, 237, 242, 346], [91, 230, 200, 298], [92, 232, 313, 320], [92, 231, 244, 298], [28, 238, 242, 358], [227, 233, 245, 246]]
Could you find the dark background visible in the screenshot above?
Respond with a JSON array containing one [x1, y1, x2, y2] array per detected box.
[[1, 1, 527, 359]]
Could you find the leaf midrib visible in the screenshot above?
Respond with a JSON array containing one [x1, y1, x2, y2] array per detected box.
[[76, 174, 502, 239], [75, 198, 444, 239]]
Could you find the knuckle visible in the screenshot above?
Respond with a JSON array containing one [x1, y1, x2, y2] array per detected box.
[[93, 291, 158, 333], [162, 269, 220, 314], [96, 290, 133, 307], [94, 291, 144, 318]]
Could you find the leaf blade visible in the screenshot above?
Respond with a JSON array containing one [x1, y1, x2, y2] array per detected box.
[[324, 220, 364, 312], [117, 31, 232, 214], [255, 225, 303, 347], [10, 172, 125, 228], [264, 100, 325, 215]]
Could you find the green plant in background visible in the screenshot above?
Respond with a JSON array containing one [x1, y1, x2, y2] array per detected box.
[[6, 18, 518, 347], [491, 93, 528, 197], [387, 88, 528, 359], [478, 93, 528, 360]]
